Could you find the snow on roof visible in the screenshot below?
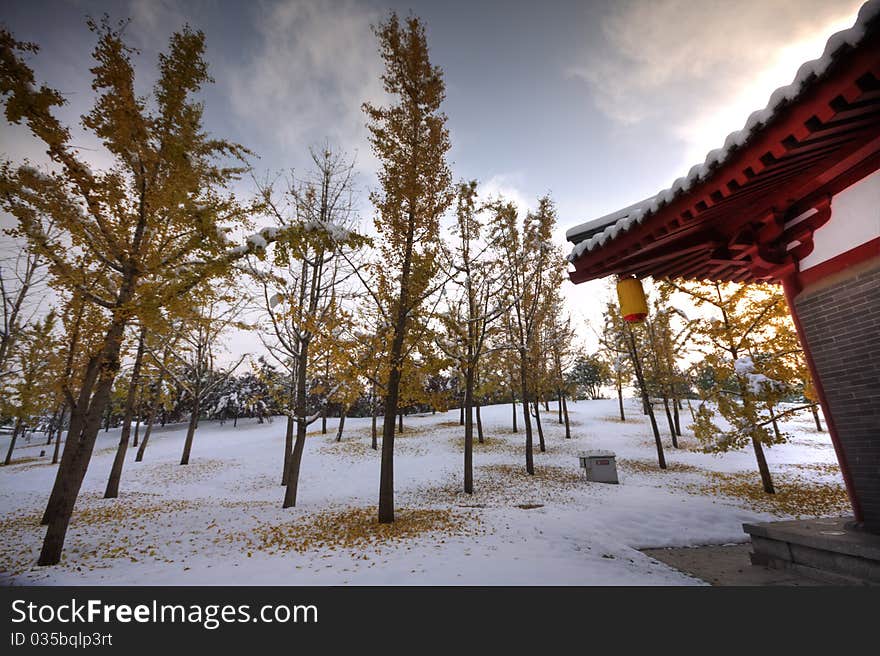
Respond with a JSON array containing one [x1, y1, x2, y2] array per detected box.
[[567, 0, 880, 263], [564, 196, 656, 243]]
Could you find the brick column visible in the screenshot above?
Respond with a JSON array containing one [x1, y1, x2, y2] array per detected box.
[[789, 258, 880, 533]]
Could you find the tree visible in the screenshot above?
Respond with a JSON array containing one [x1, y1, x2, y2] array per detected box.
[[545, 301, 577, 438], [646, 283, 697, 443], [348, 306, 390, 450], [489, 195, 561, 474], [602, 299, 667, 469], [667, 280, 791, 493], [330, 367, 363, 442], [0, 229, 53, 376], [362, 12, 453, 522], [150, 292, 248, 466], [103, 324, 147, 497], [568, 353, 609, 401], [0, 21, 283, 565], [134, 331, 177, 462], [436, 180, 509, 493], [43, 290, 107, 471], [800, 361, 824, 432], [2, 311, 60, 465], [598, 305, 631, 421], [638, 305, 681, 447], [253, 146, 366, 506]]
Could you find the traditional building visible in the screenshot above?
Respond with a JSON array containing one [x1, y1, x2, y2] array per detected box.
[[567, 1, 880, 580]]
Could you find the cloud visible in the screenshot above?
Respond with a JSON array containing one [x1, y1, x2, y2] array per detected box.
[[477, 173, 533, 217], [568, 0, 864, 165], [223, 0, 385, 175], [127, 0, 187, 43]]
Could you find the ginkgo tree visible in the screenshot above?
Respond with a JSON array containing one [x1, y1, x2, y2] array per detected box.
[[134, 328, 178, 462], [602, 300, 667, 469], [103, 324, 148, 497], [251, 146, 367, 508], [0, 20, 290, 565], [542, 275, 576, 438], [0, 230, 54, 377], [436, 180, 510, 493], [361, 12, 454, 523], [667, 280, 792, 493], [489, 195, 561, 475], [147, 290, 249, 467], [2, 311, 61, 465]]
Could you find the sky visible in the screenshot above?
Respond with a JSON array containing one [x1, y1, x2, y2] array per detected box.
[[0, 0, 867, 361]]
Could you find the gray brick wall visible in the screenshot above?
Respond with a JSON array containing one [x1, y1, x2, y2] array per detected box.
[[796, 262, 880, 532]]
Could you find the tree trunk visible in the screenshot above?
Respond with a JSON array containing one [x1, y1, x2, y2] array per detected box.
[[104, 327, 147, 498], [3, 417, 23, 465], [134, 408, 156, 462], [751, 433, 775, 494], [617, 379, 625, 421], [132, 413, 141, 448], [398, 412, 403, 434], [463, 365, 475, 493], [768, 403, 782, 441], [39, 305, 131, 565], [336, 410, 347, 442], [511, 396, 518, 433], [51, 406, 66, 465], [736, 376, 775, 494], [627, 326, 665, 469], [180, 396, 200, 466], [557, 394, 563, 424], [519, 348, 534, 475], [281, 415, 308, 508], [533, 400, 546, 453], [378, 277, 414, 523], [321, 411, 327, 435], [672, 397, 681, 436], [282, 415, 294, 485], [283, 420, 308, 508], [371, 387, 378, 450], [661, 395, 678, 448], [562, 393, 571, 439], [282, 413, 308, 509], [283, 335, 311, 509], [811, 404, 824, 432], [476, 401, 484, 445], [41, 357, 100, 526], [459, 404, 464, 426], [378, 356, 404, 523]]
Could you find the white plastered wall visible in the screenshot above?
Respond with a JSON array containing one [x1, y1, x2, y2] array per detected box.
[[799, 169, 880, 271]]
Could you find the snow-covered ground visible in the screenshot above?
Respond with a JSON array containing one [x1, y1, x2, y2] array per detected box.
[[0, 399, 847, 585]]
